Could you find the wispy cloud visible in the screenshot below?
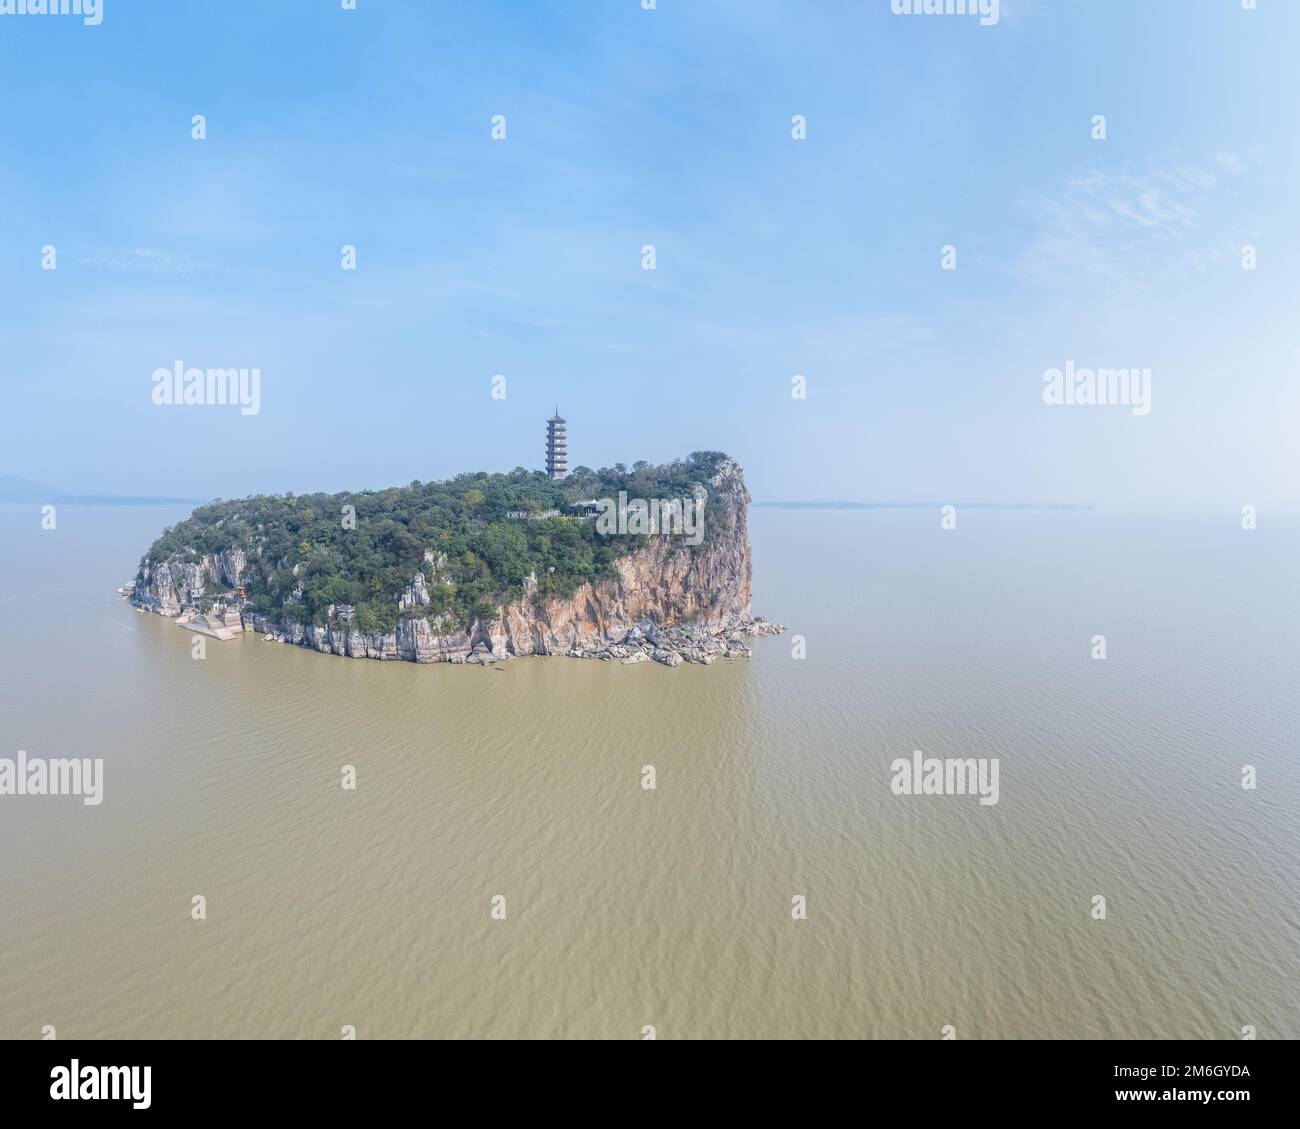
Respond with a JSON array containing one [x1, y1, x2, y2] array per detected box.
[[77, 247, 209, 275], [1017, 154, 1250, 294]]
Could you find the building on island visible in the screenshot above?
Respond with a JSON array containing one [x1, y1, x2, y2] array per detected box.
[[546, 409, 567, 480]]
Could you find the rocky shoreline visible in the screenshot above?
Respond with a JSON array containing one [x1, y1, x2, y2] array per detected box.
[[236, 609, 784, 667]]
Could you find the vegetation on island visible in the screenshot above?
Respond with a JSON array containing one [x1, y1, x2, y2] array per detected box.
[[143, 452, 734, 634]]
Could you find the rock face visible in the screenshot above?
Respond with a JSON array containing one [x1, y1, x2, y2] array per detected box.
[[131, 457, 783, 667], [132, 549, 246, 615]]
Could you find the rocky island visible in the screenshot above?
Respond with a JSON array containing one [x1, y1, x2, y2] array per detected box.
[[130, 452, 782, 667]]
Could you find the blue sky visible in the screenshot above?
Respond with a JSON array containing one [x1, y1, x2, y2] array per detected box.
[[0, 0, 1296, 504]]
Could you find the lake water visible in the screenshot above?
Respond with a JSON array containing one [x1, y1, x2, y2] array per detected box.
[[0, 503, 1296, 1038]]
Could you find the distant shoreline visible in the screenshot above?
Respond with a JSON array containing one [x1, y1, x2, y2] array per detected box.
[[753, 501, 1095, 511]]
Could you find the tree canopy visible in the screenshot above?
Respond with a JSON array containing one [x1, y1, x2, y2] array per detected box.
[[144, 452, 732, 632]]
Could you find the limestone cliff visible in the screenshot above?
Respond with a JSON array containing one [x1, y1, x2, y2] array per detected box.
[[131, 456, 782, 667]]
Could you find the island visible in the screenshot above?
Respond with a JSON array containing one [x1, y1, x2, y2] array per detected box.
[[130, 452, 782, 666]]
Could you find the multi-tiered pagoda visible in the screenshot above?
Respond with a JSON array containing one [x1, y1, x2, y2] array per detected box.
[[546, 409, 567, 480]]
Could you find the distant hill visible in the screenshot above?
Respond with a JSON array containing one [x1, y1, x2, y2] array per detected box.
[[0, 474, 198, 506], [0, 475, 59, 502]]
